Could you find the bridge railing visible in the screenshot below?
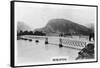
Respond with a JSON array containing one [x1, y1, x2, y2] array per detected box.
[[61, 38, 89, 50]]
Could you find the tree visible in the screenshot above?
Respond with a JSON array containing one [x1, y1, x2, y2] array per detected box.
[[33, 31, 46, 36]]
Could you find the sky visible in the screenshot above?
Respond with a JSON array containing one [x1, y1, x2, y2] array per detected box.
[[15, 2, 96, 30]]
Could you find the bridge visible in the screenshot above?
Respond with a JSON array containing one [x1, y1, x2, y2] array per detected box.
[[20, 35, 94, 50]]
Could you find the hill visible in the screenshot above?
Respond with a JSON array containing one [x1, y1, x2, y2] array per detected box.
[[35, 19, 92, 35], [17, 21, 31, 33]]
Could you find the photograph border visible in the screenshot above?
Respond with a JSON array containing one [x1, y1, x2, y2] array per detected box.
[[10, 1, 98, 67]]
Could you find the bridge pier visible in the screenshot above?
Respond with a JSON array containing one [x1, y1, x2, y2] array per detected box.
[[45, 37, 48, 44], [59, 38, 63, 48]]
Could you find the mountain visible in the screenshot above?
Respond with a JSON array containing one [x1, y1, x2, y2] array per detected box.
[[35, 19, 92, 35], [86, 23, 94, 33], [17, 21, 31, 33]]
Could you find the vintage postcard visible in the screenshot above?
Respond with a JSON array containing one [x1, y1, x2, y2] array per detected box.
[[11, 1, 98, 67]]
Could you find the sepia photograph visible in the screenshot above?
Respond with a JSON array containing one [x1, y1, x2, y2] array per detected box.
[[11, 1, 98, 67]]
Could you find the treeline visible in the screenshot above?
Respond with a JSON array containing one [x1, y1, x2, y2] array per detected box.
[[17, 30, 46, 36]]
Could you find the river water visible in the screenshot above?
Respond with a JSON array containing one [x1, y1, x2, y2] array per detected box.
[[16, 37, 80, 66]]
